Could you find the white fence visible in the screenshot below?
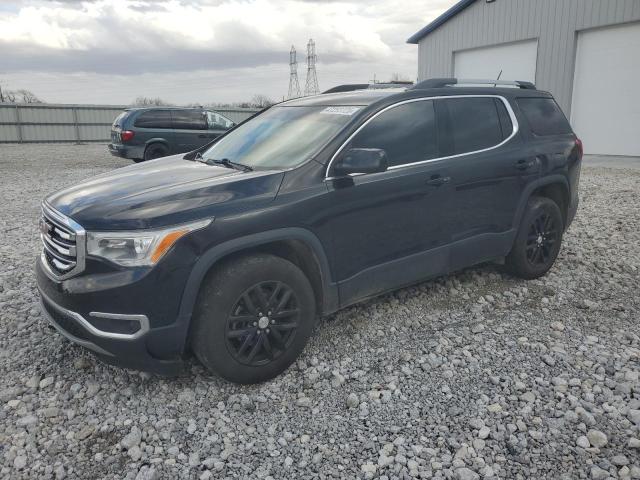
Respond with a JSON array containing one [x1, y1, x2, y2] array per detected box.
[[0, 103, 260, 143]]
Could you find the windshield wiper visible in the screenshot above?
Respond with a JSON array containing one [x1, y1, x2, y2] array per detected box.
[[195, 153, 253, 172]]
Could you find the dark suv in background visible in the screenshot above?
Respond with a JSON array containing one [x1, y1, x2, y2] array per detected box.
[[38, 78, 582, 383], [109, 107, 236, 162]]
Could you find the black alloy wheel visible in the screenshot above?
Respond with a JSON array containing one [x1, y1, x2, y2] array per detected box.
[[505, 196, 563, 280], [525, 212, 558, 266], [225, 281, 300, 366], [191, 253, 316, 383]]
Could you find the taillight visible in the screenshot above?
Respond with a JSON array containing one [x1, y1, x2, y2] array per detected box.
[[121, 130, 135, 142], [575, 138, 583, 160]]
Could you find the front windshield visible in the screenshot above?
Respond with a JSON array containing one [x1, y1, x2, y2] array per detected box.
[[202, 105, 361, 169]]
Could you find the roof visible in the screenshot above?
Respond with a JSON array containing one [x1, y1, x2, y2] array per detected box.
[[279, 89, 403, 107], [407, 0, 476, 44]]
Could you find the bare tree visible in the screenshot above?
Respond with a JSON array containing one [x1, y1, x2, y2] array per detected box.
[[0, 81, 43, 103], [15, 89, 42, 103], [132, 96, 172, 106], [249, 94, 275, 108]]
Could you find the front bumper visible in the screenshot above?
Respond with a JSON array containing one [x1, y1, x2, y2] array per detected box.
[[36, 254, 192, 375]]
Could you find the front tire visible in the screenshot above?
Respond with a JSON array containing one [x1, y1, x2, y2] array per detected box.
[[505, 196, 564, 279], [191, 254, 316, 384]]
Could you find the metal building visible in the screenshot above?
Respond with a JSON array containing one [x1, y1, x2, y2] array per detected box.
[[408, 0, 640, 156]]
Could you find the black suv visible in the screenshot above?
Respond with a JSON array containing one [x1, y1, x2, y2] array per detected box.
[[108, 107, 236, 162], [37, 79, 582, 383]]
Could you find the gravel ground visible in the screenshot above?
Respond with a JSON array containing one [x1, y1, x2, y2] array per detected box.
[[0, 144, 639, 480]]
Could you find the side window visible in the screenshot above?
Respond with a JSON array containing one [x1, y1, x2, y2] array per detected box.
[[133, 110, 172, 129], [494, 98, 514, 140], [349, 100, 438, 167], [207, 111, 234, 130], [172, 110, 207, 130], [441, 97, 503, 155], [517, 97, 572, 136]]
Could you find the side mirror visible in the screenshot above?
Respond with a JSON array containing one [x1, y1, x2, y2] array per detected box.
[[333, 148, 388, 176]]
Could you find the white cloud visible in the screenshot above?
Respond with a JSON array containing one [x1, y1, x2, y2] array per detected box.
[[0, 0, 456, 103]]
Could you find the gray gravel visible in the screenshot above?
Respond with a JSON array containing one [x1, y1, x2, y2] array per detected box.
[[1, 143, 639, 479]]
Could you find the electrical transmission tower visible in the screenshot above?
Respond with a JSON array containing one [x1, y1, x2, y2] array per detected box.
[[304, 39, 319, 96], [287, 46, 301, 99]]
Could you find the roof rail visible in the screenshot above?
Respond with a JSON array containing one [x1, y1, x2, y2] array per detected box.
[[323, 81, 414, 94], [410, 78, 536, 90], [322, 84, 370, 94]]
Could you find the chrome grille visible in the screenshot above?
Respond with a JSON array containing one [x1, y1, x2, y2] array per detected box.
[[40, 203, 85, 279]]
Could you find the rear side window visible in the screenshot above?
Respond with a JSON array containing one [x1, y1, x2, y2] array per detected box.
[[441, 97, 504, 155], [517, 97, 572, 136], [172, 110, 207, 130], [349, 100, 438, 167], [134, 110, 172, 129]]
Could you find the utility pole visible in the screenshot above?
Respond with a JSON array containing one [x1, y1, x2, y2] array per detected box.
[[287, 45, 301, 99], [304, 39, 319, 96]]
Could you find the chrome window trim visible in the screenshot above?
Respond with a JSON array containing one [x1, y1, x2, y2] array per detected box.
[[324, 94, 519, 179], [39, 288, 149, 341], [41, 202, 86, 281]]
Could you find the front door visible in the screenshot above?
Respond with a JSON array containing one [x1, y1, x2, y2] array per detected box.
[[323, 99, 454, 305]]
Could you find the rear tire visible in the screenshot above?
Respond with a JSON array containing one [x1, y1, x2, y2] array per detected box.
[[505, 196, 564, 279], [191, 254, 316, 384], [143, 143, 169, 161]]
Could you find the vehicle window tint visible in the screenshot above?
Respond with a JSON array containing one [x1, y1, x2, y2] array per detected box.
[[172, 110, 207, 130], [112, 111, 128, 128], [349, 100, 438, 167], [207, 111, 234, 130], [517, 97, 572, 136], [443, 97, 503, 155], [494, 98, 513, 140], [133, 110, 172, 129]]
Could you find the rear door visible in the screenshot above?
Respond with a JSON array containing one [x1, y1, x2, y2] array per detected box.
[[170, 109, 208, 152], [110, 111, 129, 145], [437, 96, 537, 269]]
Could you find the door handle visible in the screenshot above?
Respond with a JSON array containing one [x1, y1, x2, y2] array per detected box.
[[198, 134, 207, 138], [426, 175, 451, 186], [515, 158, 535, 170]]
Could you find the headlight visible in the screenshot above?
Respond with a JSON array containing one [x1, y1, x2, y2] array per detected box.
[[86, 219, 212, 267]]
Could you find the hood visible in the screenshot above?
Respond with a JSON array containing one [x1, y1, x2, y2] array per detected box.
[[46, 155, 284, 230]]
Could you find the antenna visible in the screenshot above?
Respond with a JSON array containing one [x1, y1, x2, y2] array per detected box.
[[287, 45, 301, 99], [304, 39, 320, 96], [493, 70, 503, 87]]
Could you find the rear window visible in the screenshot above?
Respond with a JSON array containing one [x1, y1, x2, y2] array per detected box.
[[134, 110, 172, 129], [172, 110, 207, 130], [442, 97, 505, 155], [112, 111, 128, 128], [517, 97, 572, 136]]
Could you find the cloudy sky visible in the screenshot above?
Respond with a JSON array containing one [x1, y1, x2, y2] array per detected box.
[[0, 0, 456, 105]]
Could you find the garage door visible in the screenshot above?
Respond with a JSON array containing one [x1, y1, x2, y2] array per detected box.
[[571, 22, 640, 156], [454, 39, 538, 83]]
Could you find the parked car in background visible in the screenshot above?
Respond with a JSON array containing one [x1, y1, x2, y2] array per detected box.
[[109, 107, 236, 162]]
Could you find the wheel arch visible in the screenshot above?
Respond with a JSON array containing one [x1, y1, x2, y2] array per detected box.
[[174, 228, 339, 354], [513, 175, 570, 231]]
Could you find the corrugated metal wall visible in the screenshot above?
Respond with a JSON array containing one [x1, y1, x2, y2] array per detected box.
[[417, 0, 640, 115], [0, 104, 260, 143]]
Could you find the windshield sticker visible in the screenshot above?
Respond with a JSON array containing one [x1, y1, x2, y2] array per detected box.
[[320, 106, 361, 116]]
